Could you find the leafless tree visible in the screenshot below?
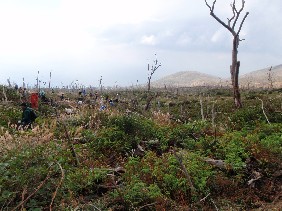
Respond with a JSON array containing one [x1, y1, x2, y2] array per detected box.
[[99, 76, 103, 93], [205, 0, 249, 108], [147, 54, 161, 92], [145, 54, 161, 111], [267, 66, 274, 90]]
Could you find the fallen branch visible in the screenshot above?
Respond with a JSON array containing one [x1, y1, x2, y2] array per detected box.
[[257, 97, 271, 124], [12, 169, 52, 211], [200, 193, 211, 202], [62, 122, 80, 166], [54, 106, 80, 166], [20, 186, 28, 211], [204, 158, 228, 170], [172, 147, 196, 193], [50, 162, 65, 210], [248, 171, 262, 187], [137, 202, 157, 211], [210, 198, 219, 211]]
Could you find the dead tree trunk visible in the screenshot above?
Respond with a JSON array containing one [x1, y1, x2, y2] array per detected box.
[[205, 0, 249, 108], [231, 36, 242, 108]]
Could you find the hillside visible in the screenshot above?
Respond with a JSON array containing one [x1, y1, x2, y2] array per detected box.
[[240, 64, 282, 88], [152, 71, 221, 88], [152, 64, 282, 88], [0, 86, 282, 210]]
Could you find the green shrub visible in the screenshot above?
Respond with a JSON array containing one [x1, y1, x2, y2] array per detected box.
[[229, 106, 263, 129], [64, 167, 108, 195], [0, 105, 21, 127], [120, 151, 214, 206], [0, 145, 56, 209], [107, 114, 156, 140], [215, 131, 249, 171], [260, 134, 282, 155], [116, 176, 163, 206], [181, 151, 215, 193]]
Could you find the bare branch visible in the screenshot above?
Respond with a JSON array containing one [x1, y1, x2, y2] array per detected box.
[[205, 0, 216, 12], [236, 11, 249, 36], [205, 0, 236, 36], [227, 1, 236, 27], [172, 147, 196, 192], [50, 162, 65, 211], [257, 97, 271, 124], [12, 168, 52, 211], [232, 0, 246, 30]]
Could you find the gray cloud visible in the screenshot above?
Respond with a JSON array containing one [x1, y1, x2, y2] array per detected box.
[[0, 0, 281, 87]]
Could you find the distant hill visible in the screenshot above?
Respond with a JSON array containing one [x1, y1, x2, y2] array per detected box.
[[152, 71, 221, 88], [152, 64, 282, 88], [240, 64, 282, 88]]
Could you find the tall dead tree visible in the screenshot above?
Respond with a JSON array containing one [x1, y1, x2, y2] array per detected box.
[[147, 54, 161, 92], [267, 66, 274, 90], [145, 54, 161, 111], [205, 0, 249, 108]]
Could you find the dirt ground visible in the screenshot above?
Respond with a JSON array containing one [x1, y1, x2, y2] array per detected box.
[[254, 198, 282, 210]]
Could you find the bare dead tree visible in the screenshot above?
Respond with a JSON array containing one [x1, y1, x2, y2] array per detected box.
[[99, 76, 103, 93], [205, 0, 249, 108], [147, 53, 161, 92], [145, 54, 161, 111], [267, 66, 274, 90]]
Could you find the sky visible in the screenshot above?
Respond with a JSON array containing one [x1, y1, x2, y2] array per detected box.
[[0, 0, 281, 88]]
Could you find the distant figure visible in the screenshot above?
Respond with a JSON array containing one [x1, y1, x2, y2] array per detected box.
[[30, 93, 39, 109], [23, 88, 28, 101], [109, 99, 114, 106], [19, 102, 37, 129], [95, 91, 99, 101], [82, 89, 86, 96], [60, 93, 65, 101], [40, 90, 49, 103]]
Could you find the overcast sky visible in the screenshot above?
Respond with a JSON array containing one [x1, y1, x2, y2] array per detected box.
[[0, 0, 281, 87]]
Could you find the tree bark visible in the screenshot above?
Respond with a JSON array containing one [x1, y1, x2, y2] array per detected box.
[[231, 36, 243, 108]]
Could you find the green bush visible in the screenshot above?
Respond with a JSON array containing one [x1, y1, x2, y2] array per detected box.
[[0, 145, 55, 209], [181, 151, 215, 193], [107, 113, 156, 140], [88, 127, 129, 158], [64, 167, 108, 195], [114, 176, 163, 207], [229, 106, 264, 129], [0, 105, 21, 127], [215, 131, 249, 171], [260, 134, 282, 155], [119, 151, 214, 206]]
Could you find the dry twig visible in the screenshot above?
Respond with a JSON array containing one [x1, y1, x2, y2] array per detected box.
[[12, 168, 52, 211], [257, 97, 271, 124], [172, 147, 196, 193], [49, 162, 65, 210]]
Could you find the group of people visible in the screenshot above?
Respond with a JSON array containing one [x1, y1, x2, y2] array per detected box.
[[17, 89, 120, 129]]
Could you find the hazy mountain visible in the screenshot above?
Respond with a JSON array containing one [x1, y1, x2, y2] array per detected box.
[[152, 71, 221, 88], [240, 64, 282, 88], [152, 64, 282, 88]]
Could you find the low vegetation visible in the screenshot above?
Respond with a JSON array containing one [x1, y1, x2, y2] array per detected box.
[[0, 85, 281, 210]]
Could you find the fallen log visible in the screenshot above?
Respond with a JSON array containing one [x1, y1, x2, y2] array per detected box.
[[204, 158, 228, 170]]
